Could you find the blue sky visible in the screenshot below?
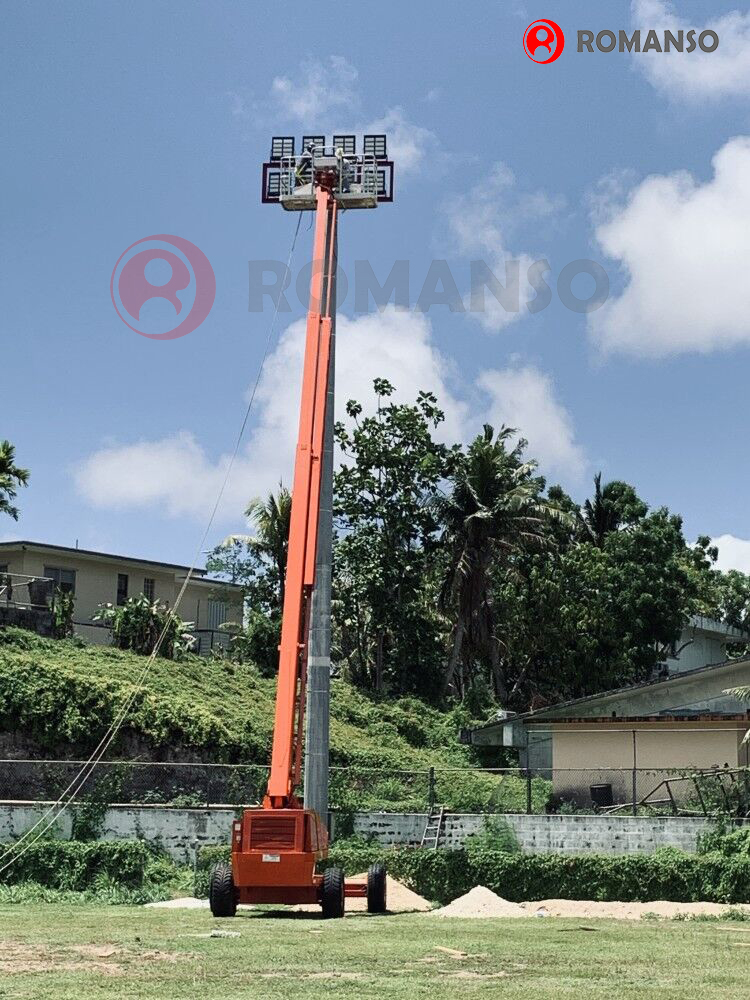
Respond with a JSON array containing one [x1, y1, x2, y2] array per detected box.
[[3, 0, 750, 572]]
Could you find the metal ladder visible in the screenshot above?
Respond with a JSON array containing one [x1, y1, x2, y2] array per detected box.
[[420, 805, 445, 849]]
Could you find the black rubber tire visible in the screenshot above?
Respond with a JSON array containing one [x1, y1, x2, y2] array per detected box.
[[209, 862, 237, 918], [367, 862, 387, 914], [321, 866, 345, 919]]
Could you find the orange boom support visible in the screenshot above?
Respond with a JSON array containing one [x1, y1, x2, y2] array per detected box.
[[209, 137, 392, 918]]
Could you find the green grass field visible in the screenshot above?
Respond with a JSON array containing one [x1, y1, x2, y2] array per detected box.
[[0, 906, 748, 999]]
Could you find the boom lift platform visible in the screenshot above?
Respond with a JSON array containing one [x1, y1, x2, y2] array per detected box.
[[209, 135, 393, 919]]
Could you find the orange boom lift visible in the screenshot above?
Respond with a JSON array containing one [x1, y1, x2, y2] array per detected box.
[[209, 135, 394, 918]]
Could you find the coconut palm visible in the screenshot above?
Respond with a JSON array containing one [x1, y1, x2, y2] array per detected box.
[[0, 440, 29, 521], [578, 473, 647, 547], [223, 484, 292, 607], [435, 425, 568, 702]]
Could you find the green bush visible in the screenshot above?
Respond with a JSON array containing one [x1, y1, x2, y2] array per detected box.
[[196, 841, 750, 906], [698, 824, 750, 857], [465, 816, 521, 855], [94, 595, 195, 659], [0, 839, 152, 890]]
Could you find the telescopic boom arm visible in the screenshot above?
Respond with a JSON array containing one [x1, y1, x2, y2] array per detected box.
[[264, 187, 338, 809]]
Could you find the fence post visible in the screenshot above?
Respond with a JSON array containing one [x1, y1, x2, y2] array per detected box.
[[632, 729, 638, 817], [428, 767, 435, 812], [526, 769, 532, 814]]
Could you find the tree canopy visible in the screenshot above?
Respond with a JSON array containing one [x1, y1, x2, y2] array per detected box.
[[207, 381, 748, 711]]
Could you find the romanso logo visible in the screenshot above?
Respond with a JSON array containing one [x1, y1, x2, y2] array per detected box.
[[523, 20, 565, 64], [577, 29, 719, 53]]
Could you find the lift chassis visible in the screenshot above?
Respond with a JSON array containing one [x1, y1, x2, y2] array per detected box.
[[209, 137, 391, 919]]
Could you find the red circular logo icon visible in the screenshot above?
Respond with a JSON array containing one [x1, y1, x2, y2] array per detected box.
[[523, 19, 565, 64], [110, 234, 216, 340]]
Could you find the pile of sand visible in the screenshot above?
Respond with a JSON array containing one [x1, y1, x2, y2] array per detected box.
[[145, 897, 209, 909], [346, 872, 431, 913], [430, 886, 526, 918], [291, 873, 431, 914], [520, 899, 750, 921]]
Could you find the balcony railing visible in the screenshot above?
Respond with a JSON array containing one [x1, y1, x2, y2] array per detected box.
[[0, 573, 55, 609]]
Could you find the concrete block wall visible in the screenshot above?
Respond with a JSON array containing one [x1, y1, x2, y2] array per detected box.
[[346, 811, 743, 854], [0, 802, 238, 863], [0, 802, 744, 861]]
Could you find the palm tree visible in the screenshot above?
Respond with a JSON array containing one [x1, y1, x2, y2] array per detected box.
[[223, 484, 292, 608], [578, 473, 647, 547], [0, 440, 29, 521], [245, 486, 292, 607], [435, 425, 567, 702]]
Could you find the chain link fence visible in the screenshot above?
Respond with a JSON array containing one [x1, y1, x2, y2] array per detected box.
[[1, 759, 748, 817]]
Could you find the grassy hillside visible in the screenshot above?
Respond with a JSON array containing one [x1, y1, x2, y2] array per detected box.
[[0, 628, 546, 812]]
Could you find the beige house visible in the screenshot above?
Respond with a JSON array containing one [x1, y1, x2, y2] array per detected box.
[[0, 540, 244, 655], [537, 715, 750, 806], [464, 616, 750, 809]]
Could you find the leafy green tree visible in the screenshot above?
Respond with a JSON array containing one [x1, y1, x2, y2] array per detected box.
[[496, 496, 703, 709], [333, 379, 458, 699], [434, 425, 567, 702], [0, 440, 29, 520]]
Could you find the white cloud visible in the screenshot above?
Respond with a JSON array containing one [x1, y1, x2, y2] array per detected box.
[[271, 56, 359, 122], [265, 57, 436, 180], [361, 107, 437, 177], [478, 366, 587, 482], [76, 311, 585, 524], [445, 163, 560, 333], [632, 1, 750, 100], [76, 310, 468, 523], [712, 534, 750, 575], [74, 432, 254, 521], [590, 136, 750, 357]]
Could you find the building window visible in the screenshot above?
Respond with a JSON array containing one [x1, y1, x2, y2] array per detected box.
[[43, 566, 76, 594], [207, 599, 227, 631], [0, 565, 7, 574], [117, 573, 129, 606], [143, 577, 155, 601]]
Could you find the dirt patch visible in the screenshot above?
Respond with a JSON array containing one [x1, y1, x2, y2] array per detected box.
[[305, 971, 366, 980], [431, 886, 526, 918], [433, 946, 487, 961], [0, 941, 122, 976], [0, 940, 191, 976], [71, 945, 119, 959], [445, 971, 511, 980]]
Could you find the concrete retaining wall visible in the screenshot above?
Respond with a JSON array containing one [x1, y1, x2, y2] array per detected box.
[[0, 802, 743, 861], [345, 812, 743, 854], [0, 802, 238, 863]]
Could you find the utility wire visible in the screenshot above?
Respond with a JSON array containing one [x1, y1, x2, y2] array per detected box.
[[0, 213, 304, 876]]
